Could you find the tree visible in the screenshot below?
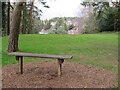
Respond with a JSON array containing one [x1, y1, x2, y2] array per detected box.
[[0, 1, 2, 36], [2, 2, 7, 36], [68, 24, 75, 30], [21, 1, 43, 34], [27, 0, 35, 34], [81, 13, 98, 34], [32, 19, 44, 33], [44, 20, 51, 30], [64, 23, 68, 31], [81, 2, 110, 19], [81, 1, 119, 32], [97, 7, 118, 32], [55, 18, 63, 29], [21, 2, 27, 34], [7, 2, 24, 52], [49, 28, 67, 34], [112, 1, 120, 31], [26, 0, 50, 34], [7, 0, 50, 52], [7, 1, 10, 35]]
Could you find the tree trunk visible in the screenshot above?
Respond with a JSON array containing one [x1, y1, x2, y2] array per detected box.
[[0, 2, 2, 36], [27, 0, 34, 34], [22, 24, 27, 34], [22, 2, 27, 34], [7, 2, 23, 53], [7, 2, 10, 35], [117, 3, 120, 32], [2, 2, 6, 36]]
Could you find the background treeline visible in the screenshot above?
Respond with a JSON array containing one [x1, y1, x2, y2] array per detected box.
[[1, 0, 76, 36], [1, 0, 49, 36], [1, 1, 120, 36], [81, 2, 120, 34], [47, 17, 76, 34]]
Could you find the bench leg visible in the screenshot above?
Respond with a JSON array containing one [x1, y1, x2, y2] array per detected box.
[[16, 56, 23, 74], [57, 59, 64, 77], [19, 56, 23, 74]]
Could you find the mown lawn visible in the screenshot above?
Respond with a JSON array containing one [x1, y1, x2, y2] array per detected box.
[[2, 33, 118, 74]]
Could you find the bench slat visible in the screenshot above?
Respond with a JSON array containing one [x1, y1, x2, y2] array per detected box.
[[8, 52, 73, 59]]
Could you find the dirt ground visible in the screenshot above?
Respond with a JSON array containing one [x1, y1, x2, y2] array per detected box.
[[2, 61, 116, 88]]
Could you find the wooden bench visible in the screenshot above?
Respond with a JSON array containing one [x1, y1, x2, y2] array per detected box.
[[8, 52, 73, 76]]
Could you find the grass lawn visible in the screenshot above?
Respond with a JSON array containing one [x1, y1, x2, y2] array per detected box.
[[2, 33, 118, 75]]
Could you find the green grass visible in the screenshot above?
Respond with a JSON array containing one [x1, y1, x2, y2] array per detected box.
[[2, 33, 118, 74]]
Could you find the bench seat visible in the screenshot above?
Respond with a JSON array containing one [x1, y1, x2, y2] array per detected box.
[[8, 52, 72, 59], [8, 52, 73, 77]]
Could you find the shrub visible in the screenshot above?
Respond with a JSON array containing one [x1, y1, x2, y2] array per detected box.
[[68, 24, 75, 30], [49, 28, 67, 34]]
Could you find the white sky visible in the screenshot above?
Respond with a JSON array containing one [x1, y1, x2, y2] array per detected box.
[[34, 0, 83, 20], [9, 0, 117, 20]]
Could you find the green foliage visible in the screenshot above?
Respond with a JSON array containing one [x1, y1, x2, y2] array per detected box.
[[49, 17, 78, 32], [32, 19, 44, 33], [20, 3, 29, 34], [50, 17, 76, 22], [19, 0, 50, 34], [55, 18, 63, 29], [81, 13, 98, 34], [64, 23, 68, 31], [49, 18, 68, 34], [97, 7, 118, 32], [49, 17, 59, 22], [81, 2, 120, 32], [81, 28, 89, 34], [49, 28, 67, 34], [68, 24, 75, 30], [21, 3, 28, 24], [44, 20, 51, 30]]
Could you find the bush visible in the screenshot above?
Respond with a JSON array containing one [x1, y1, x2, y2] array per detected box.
[[81, 28, 89, 34], [44, 21, 52, 30], [81, 28, 98, 34], [68, 24, 75, 30], [49, 28, 67, 34]]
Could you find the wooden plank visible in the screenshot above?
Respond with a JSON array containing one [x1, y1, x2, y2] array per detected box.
[[8, 52, 73, 59]]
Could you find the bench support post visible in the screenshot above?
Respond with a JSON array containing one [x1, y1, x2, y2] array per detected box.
[[57, 59, 64, 77], [19, 56, 23, 74], [16, 56, 23, 74]]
